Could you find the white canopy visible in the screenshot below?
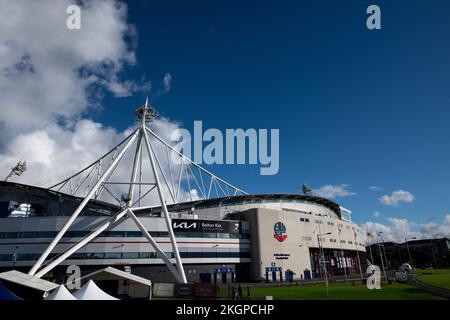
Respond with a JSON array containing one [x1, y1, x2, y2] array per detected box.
[[0, 270, 58, 292], [73, 280, 119, 300], [45, 285, 77, 300]]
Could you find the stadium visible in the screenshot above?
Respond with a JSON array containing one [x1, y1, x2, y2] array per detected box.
[[0, 181, 366, 284], [0, 101, 366, 297]]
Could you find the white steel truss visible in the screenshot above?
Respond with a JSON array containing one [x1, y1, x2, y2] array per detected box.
[[28, 99, 247, 283]]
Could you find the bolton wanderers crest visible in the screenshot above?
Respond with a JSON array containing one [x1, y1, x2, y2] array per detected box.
[[273, 221, 287, 242]]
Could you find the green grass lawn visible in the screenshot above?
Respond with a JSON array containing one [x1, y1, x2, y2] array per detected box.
[[219, 282, 444, 300], [414, 268, 450, 291]]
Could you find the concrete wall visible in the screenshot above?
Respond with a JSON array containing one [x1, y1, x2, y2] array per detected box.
[[241, 208, 365, 281]]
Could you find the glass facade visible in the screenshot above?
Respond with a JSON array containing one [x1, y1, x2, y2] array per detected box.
[[0, 251, 251, 262], [0, 230, 250, 239]]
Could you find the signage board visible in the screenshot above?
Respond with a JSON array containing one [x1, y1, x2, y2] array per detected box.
[[172, 219, 240, 233], [265, 267, 282, 272], [214, 267, 234, 273]]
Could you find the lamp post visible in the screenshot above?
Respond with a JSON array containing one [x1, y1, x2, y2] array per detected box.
[[354, 231, 363, 279], [337, 226, 348, 281], [405, 237, 416, 269], [377, 232, 389, 268], [368, 243, 374, 264], [376, 232, 388, 281], [429, 240, 438, 268], [317, 231, 331, 299], [12, 246, 19, 268]]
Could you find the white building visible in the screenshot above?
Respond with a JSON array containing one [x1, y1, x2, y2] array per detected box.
[[0, 181, 365, 284]]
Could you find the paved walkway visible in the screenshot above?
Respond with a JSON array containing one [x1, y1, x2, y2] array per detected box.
[[407, 274, 450, 299]]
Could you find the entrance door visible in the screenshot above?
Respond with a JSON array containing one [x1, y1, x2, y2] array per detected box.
[[221, 272, 227, 284], [271, 271, 277, 282]]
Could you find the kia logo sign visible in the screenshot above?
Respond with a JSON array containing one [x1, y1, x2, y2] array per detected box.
[[173, 221, 197, 229]]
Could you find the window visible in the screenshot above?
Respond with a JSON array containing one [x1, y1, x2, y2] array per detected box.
[[0, 254, 12, 261], [315, 220, 323, 224], [186, 252, 203, 258], [21, 232, 38, 238], [189, 232, 203, 238], [340, 240, 345, 244], [126, 231, 142, 237], [122, 252, 139, 259], [203, 232, 218, 238], [86, 252, 104, 259], [174, 232, 190, 238], [149, 231, 169, 237], [4, 232, 19, 238], [37, 231, 55, 238], [348, 241, 353, 245], [239, 252, 251, 258], [203, 252, 217, 258], [102, 231, 125, 237], [65, 231, 89, 238], [68, 253, 85, 260], [17, 254, 33, 261], [139, 252, 155, 259], [327, 222, 334, 226], [104, 252, 122, 259]]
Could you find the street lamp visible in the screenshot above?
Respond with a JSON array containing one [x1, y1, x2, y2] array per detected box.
[[429, 240, 438, 268], [376, 232, 388, 281], [317, 231, 332, 299], [354, 231, 363, 279], [4, 161, 27, 182], [405, 237, 417, 269], [12, 246, 19, 268], [337, 226, 348, 282]]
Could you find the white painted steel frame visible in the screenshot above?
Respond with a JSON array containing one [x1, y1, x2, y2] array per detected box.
[[28, 100, 246, 283]]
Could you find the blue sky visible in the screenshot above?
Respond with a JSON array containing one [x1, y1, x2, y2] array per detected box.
[[1, 0, 449, 238], [93, 0, 450, 227]]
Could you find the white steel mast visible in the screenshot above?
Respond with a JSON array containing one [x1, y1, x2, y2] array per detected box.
[[28, 99, 246, 283]]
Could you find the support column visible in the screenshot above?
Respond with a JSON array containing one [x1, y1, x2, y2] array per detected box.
[[29, 129, 139, 276], [143, 129, 187, 283]]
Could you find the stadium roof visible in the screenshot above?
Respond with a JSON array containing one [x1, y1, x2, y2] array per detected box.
[[0, 181, 342, 218]]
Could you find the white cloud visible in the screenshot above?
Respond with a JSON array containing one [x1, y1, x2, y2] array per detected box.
[[379, 190, 415, 206], [162, 72, 172, 94], [0, 0, 150, 133], [360, 215, 450, 244], [419, 215, 450, 239], [312, 184, 356, 199], [369, 186, 382, 191], [373, 211, 381, 218], [0, 1, 186, 206]]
